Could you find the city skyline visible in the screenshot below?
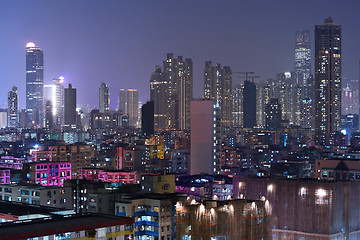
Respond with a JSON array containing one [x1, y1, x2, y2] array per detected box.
[[0, 1, 360, 109]]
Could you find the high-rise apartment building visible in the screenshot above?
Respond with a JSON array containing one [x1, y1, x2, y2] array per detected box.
[[26, 42, 44, 125], [243, 80, 257, 128], [232, 84, 243, 127], [141, 101, 154, 136], [265, 98, 282, 130], [163, 54, 193, 131], [127, 89, 138, 127], [150, 66, 167, 130], [203, 61, 232, 126], [99, 82, 109, 113], [315, 17, 342, 145], [44, 100, 54, 130], [295, 30, 311, 86], [53, 77, 64, 127], [118, 89, 126, 114], [64, 84, 77, 128], [7, 86, 18, 128], [190, 99, 221, 175]]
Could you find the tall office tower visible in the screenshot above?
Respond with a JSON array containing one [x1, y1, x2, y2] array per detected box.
[[141, 101, 154, 136], [295, 30, 311, 86], [53, 77, 64, 126], [243, 80, 257, 128], [118, 89, 126, 114], [190, 99, 221, 175], [8, 86, 18, 128], [315, 17, 342, 145], [342, 84, 353, 115], [26, 42, 44, 125], [99, 82, 109, 113], [203, 61, 232, 126], [43, 85, 54, 103], [44, 100, 54, 130], [163, 54, 193, 131], [64, 84, 77, 128], [127, 89, 139, 127], [0, 111, 7, 128], [265, 98, 282, 130], [232, 84, 243, 126], [150, 66, 167, 130]]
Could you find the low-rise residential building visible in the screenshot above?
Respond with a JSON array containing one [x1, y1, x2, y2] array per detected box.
[[79, 168, 138, 184], [115, 194, 177, 240], [0, 184, 73, 209], [141, 174, 175, 194], [25, 161, 71, 186]]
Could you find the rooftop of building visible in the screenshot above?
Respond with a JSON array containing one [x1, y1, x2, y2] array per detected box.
[[0, 200, 70, 217], [176, 174, 233, 187], [0, 212, 133, 239]]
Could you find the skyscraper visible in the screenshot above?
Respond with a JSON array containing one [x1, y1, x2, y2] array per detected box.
[[64, 84, 77, 128], [26, 42, 44, 125], [44, 100, 54, 130], [265, 98, 282, 130], [118, 89, 126, 114], [178, 58, 193, 131], [99, 82, 109, 113], [232, 84, 243, 127], [315, 17, 342, 145], [295, 30, 311, 86], [53, 77, 64, 127], [162, 54, 193, 131], [243, 80, 257, 128], [7, 86, 18, 128], [150, 66, 167, 130], [127, 89, 139, 127], [141, 101, 154, 136], [190, 99, 221, 175], [203, 61, 232, 126]]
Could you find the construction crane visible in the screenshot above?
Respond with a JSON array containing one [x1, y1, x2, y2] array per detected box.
[[233, 72, 259, 82]]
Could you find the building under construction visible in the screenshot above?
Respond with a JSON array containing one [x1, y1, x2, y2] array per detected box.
[[176, 198, 270, 240]]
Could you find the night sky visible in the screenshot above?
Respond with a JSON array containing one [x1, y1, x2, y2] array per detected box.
[[0, 0, 359, 109]]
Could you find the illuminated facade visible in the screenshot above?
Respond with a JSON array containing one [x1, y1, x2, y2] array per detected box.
[[163, 54, 193, 131], [295, 30, 311, 86], [26, 42, 44, 125], [234, 176, 360, 240], [53, 77, 64, 127], [115, 195, 175, 240], [232, 84, 243, 126], [79, 168, 138, 184], [118, 89, 126, 114], [203, 61, 232, 126], [315, 17, 342, 145], [176, 198, 270, 240], [7, 86, 18, 128], [0, 169, 10, 184], [150, 66, 167, 130], [99, 82, 109, 113], [127, 89, 139, 127], [28, 161, 71, 187]]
